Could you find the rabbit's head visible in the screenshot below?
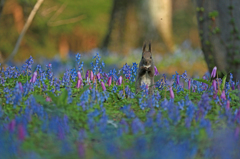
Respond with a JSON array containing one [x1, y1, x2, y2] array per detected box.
[[142, 42, 152, 67]]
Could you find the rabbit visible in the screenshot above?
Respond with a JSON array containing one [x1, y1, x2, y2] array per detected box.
[[135, 42, 155, 95]]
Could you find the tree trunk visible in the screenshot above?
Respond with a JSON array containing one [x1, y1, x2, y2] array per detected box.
[[195, 0, 240, 81], [0, 0, 4, 20], [100, 0, 174, 55], [148, 0, 174, 53], [100, 0, 131, 55]]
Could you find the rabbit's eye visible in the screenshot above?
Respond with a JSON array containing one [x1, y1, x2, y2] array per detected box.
[[142, 56, 143, 59], [150, 56, 152, 59]]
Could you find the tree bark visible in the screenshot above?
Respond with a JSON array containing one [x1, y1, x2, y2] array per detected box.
[[0, 0, 4, 20], [100, 0, 174, 55], [100, 0, 130, 55], [195, 0, 240, 81], [148, 0, 174, 53]]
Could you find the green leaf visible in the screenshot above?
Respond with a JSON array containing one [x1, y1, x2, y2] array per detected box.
[[59, 89, 68, 105], [33, 95, 48, 105], [47, 92, 58, 104], [193, 78, 211, 86], [221, 74, 227, 90], [79, 85, 90, 96]]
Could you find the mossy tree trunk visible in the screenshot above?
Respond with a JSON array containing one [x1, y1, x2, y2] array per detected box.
[[195, 0, 240, 81]]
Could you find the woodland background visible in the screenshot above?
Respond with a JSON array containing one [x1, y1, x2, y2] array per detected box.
[[0, 0, 239, 80]]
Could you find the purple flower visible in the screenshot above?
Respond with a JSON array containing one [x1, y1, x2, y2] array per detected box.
[[8, 119, 16, 133], [29, 71, 37, 83], [96, 72, 101, 80], [176, 74, 180, 85], [117, 76, 123, 85], [107, 76, 112, 86], [77, 71, 82, 80], [46, 97, 52, 102], [58, 126, 65, 140], [154, 66, 159, 76], [226, 100, 230, 110], [170, 86, 174, 99], [220, 90, 226, 100], [18, 82, 23, 93], [76, 79, 82, 89], [188, 79, 191, 90], [78, 143, 85, 157], [211, 66, 217, 78], [85, 70, 89, 79], [101, 81, 106, 91], [212, 80, 217, 91], [231, 83, 235, 90], [90, 71, 94, 81], [213, 90, 217, 99], [18, 124, 26, 141]]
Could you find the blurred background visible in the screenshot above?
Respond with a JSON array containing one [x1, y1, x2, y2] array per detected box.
[[0, 0, 208, 76]]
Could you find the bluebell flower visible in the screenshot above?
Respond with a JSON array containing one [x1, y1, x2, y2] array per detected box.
[[112, 85, 117, 93], [122, 63, 131, 79], [75, 53, 81, 66], [13, 82, 22, 108], [131, 118, 145, 134], [70, 68, 77, 82], [22, 56, 34, 76]]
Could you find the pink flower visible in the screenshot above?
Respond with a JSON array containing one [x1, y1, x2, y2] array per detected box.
[[211, 66, 217, 78], [76, 79, 82, 89], [107, 76, 112, 86], [89, 82, 92, 90], [101, 81, 106, 91], [30, 71, 37, 83], [77, 71, 82, 80], [235, 127, 240, 138], [192, 86, 196, 93], [46, 97, 52, 102], [117, 76, 123, 85], [104, 73, 108, 78], [85, 70, 89, 79], [90, 71, 94, 81], [18, 124, 26, 141], [18, 82, 23, 93], [213, 90, 217, 99], [226, 100, 230, 110], [188, 79, 191, 90], [78, 143, 85, 157], [169, 87, 174, 99], [154, 66, 159, 76], [96, 73, 101, 80], [220, 90, 226, 100]]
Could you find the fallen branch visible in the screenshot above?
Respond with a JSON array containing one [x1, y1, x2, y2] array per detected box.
[[3, 0, 44, 64], [48, 2, 67, 22], [41, 5, 58, 17], [48, 15, 85, 26]]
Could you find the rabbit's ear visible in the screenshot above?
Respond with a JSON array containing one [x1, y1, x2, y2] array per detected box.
[[149, 43, 151, 52], [142, 43, 147, 52]]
